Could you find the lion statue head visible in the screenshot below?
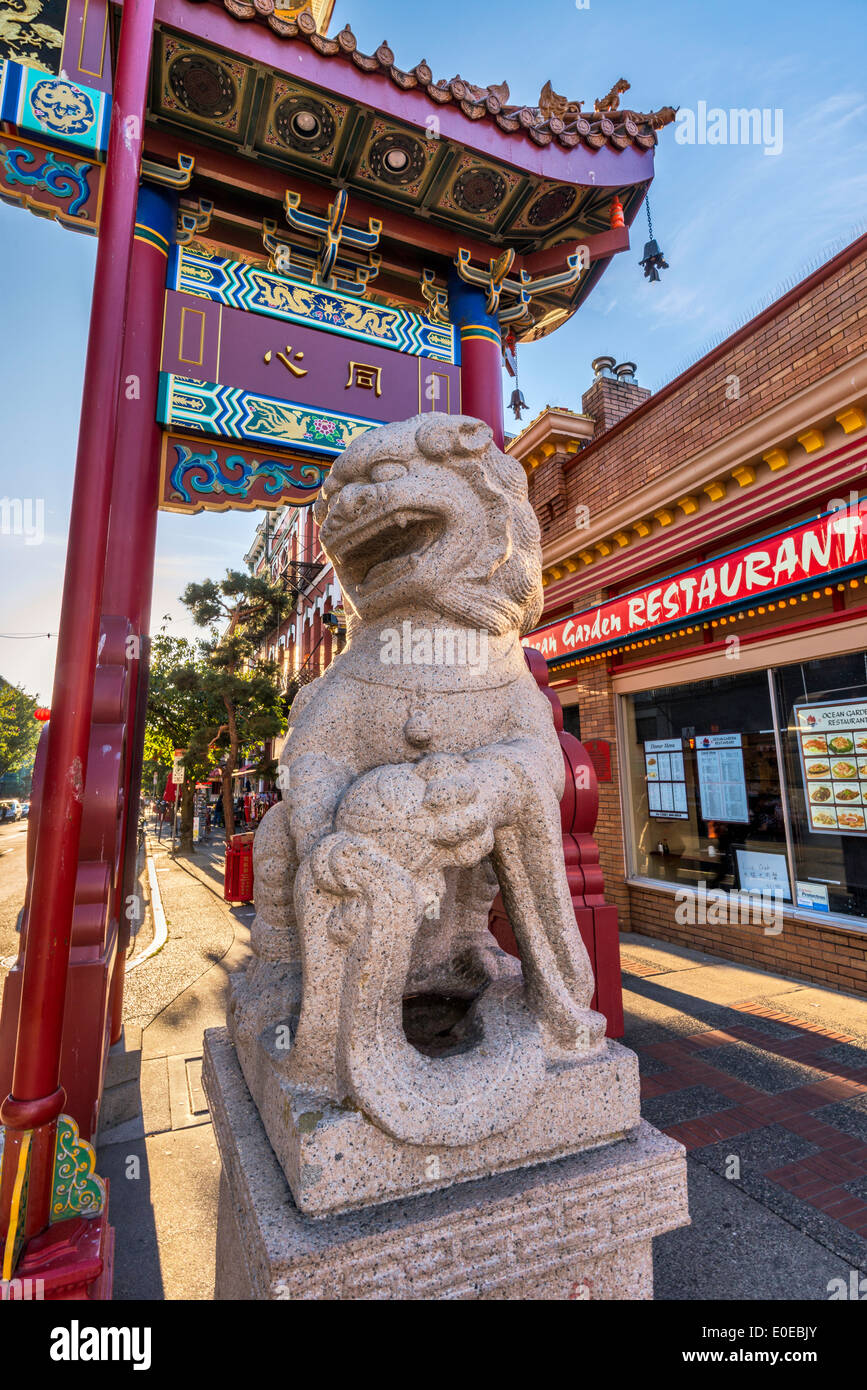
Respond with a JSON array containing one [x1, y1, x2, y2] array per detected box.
[[314, 413, 543, 637]]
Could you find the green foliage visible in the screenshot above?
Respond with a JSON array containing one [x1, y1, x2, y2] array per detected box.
[[0, 677, 40, 783], [177, 569, 288, 840], [144, 631, 225, 848], [145, 632, 221, 778]]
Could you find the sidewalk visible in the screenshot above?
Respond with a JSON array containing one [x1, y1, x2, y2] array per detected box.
[[99, 844, 867, 1300], [622, 934, 867, 1299], [98, 830, 254, 1299]]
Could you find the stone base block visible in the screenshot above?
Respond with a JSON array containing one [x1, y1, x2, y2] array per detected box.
[[204, 1027, 689, 1300], [230, 1021, 640, 1216]]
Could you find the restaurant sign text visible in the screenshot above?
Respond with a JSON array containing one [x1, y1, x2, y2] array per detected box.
[[527, 504, 867, 662]]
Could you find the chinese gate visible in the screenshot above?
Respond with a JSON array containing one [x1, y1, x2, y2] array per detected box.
[[0, 0, 671, 1295]]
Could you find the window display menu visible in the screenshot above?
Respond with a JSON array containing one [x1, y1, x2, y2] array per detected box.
[[696, 733, 749, 823], [795, 700, 867, 836], [645, 738, 688, 820]]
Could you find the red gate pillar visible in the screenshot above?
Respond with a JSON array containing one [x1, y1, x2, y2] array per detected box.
[[447, 271, 505, 449], [0, 0, 157, 1264], [103, 183, 178, 1043]]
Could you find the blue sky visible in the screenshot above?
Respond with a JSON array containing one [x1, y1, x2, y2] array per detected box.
[[1, 0, 865, 699]]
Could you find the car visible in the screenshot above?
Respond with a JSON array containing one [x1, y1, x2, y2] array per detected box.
[[2, 801, 23, 822], [21, 802, 29, 817]]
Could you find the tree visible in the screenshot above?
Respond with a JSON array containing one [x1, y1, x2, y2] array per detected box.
[[0, 678, 40, 789], [144, 631, 224, 850], [181, 570, 287, 841]]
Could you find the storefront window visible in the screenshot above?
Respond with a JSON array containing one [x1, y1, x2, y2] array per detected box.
[[623, 654, 867, 924], [562, 705, 581, 740], [624, 672, 789, 896], [775, 654, 867, 919]]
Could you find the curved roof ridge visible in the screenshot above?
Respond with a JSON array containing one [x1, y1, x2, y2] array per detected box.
[[208, 1, 675, 153]]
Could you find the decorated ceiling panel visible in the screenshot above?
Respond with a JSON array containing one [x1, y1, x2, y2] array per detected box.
[[146, 28, 658, 257], [254, 73, 354, 174], [434, 150, 526, 231], [352, 115, 444, 205], [152, 31, 259, 145]]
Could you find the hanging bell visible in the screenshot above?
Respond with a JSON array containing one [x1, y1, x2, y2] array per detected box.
[[510, 387, 528, 421], [640, 237, 669, 283]]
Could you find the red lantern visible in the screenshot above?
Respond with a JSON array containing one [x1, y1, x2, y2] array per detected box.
[[609, 196, 625, 229], [34, 707, 51, 721]]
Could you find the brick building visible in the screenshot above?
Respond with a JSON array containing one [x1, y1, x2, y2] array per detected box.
[[518, 230, 867, 995], [245, 500, 342, 734]]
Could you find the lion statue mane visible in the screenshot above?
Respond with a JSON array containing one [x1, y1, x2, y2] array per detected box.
[[230, 413, 604, 1150]]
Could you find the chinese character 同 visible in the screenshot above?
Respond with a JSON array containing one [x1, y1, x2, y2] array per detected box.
[[346, 362, 382, 397]]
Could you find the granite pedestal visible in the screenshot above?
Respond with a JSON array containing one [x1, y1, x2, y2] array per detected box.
[[204, 1027, 689, 1300]]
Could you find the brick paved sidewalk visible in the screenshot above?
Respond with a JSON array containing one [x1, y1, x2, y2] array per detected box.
[[621, 937, 867, 1290]]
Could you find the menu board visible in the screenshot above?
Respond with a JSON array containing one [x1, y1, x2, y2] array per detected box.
[[645, 738, 688, 820], [795, 700, 867, 836], [696, 733, 749, 823]]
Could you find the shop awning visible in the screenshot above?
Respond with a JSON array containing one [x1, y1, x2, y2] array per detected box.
[[527, 500, 867, 669]]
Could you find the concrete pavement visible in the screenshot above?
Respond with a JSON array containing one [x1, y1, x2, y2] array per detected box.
[[98, 829, 253, 1300]]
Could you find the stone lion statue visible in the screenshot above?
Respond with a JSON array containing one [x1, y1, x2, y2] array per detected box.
[[231, 413, 604, 1149]]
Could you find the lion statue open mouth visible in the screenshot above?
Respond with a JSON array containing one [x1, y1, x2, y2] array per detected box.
[[316, 413, 544, 639], [232, 413, 605, 1149]]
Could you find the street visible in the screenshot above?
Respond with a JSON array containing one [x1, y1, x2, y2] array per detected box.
[[0, 818, 28, 976]]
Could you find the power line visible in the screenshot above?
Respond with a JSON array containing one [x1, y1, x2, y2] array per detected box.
[[651, 218, 867, 393], [0, 632, 55, 639]]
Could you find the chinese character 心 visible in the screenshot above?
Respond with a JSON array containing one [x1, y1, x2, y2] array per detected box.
[[264, 346, 307, 377]]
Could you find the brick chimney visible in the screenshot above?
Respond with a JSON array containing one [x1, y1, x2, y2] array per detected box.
[[581, 356, 650, 438]]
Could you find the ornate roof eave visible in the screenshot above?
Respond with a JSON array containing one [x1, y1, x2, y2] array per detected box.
[[186, 0, 675, 160], [506, 406, 595, 466]]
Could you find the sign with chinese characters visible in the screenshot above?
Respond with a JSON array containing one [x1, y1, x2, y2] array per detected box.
[[795, 700, 867, 836], [696, 732, 749, 824], [527, 502, 867, 663], [157, 275, 462, 510], [159, 290, 460, 430], [644, 737, 688, 820]]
